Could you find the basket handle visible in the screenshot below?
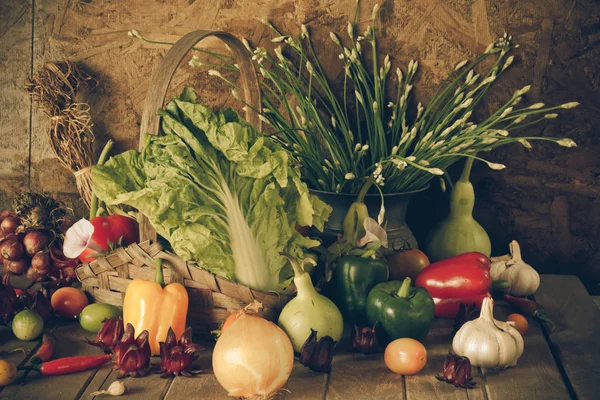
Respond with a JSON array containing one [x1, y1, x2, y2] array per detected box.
[[138, 30, 262, 242]]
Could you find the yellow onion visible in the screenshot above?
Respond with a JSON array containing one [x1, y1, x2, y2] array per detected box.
[[212, 312, 294, 398]]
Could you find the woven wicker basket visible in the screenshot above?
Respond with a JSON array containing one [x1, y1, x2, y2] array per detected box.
[[75, 30, 294, 336]]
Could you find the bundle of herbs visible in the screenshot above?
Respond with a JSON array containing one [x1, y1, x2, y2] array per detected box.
[[131, 1, 578, 196], [26, 60, 97, 207]]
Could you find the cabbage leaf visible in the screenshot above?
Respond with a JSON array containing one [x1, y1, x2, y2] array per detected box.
[[92, 89, 331, 292]]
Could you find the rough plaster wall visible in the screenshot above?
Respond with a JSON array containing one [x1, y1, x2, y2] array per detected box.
[[0, 0, 599, 292]]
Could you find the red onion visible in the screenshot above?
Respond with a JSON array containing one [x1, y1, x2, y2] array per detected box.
[[23, 231, 51, 257], [31, 251, 52, 274], [1, 216, 20, 234], [0, 209, 15, 218], [1, 239, 24, 261], [26, 266, 43, 282], [6, 258, 29, 275]]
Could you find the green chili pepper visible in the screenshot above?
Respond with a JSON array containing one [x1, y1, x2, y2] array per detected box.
[[366, 277, 435, 342], [331, 255, 389, 325]]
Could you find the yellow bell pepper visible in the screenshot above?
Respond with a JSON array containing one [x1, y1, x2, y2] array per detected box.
[[123, 259, 188, 355]]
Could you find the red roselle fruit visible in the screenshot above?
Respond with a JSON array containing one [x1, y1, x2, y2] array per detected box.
[[112, 323, 151, 378], [351, 324, 378, 354], [436, 353, 476, 388], [298, 329, 336, 374], [154, 327, 202, 378], [0, 274, 19, 324], [85, 317, 124, 353]]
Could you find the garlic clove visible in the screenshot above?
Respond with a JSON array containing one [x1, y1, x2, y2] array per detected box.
[[90, 380, 127, 397]]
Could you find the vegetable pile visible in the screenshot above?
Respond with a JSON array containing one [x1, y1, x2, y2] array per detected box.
[[91, 88, 331, 292], [0, 192, 78, 282]]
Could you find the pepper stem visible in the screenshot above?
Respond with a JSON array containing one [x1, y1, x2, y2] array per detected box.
[[458, 157, 474, 183], [396, 277, 412, 298], [490, 280, 510, 292], [89, 140, 114, 220], [155, 258, 165, 288]]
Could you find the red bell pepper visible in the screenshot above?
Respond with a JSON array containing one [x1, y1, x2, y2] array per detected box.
[[63, 216, 139, 263], [415, 252, 507, 318]]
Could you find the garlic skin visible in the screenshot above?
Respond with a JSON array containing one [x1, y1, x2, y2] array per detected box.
[[452, 297, 524, 369], [490, 240, 540, 296], [90, 381, 127, 397]]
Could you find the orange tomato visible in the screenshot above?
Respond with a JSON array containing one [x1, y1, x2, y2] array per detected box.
[[51, 287, 89, 319], [384, 338, 427, 375], [507, 313, 528, 335]]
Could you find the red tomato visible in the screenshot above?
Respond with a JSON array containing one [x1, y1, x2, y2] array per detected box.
[[387, 249, 430, 281], [51, 287, 89, 319], [507, 313, 528, 335], [384, 338, 427, 375]]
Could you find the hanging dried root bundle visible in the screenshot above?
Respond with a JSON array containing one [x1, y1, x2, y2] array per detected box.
[[26, 61, 98, 208]]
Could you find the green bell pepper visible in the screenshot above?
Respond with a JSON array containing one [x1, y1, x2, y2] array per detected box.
[[331, 255, 389, 325], [366, 277, 435, 342]]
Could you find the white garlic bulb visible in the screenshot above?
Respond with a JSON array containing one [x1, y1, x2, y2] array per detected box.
[[452, 297, 524, 369], [490, 240, 540, 296]]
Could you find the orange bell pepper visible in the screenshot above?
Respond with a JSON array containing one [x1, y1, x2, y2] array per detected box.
[[123, 259, 188, 355]]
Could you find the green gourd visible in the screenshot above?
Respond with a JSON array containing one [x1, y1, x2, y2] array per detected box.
[[426, 158, 491, 262], [278, 254, 344, 352]]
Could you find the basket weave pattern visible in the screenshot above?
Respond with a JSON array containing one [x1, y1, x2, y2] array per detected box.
[[75, 30, 293, 336], [76, 241, 293, 335]]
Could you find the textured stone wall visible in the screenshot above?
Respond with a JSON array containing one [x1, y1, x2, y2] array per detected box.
[[1, 0, 598, 292]]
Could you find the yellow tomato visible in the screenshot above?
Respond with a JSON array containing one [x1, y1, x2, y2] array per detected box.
[[384, 338, 427, 375]]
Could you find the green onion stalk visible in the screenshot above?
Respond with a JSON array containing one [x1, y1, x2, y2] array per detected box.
[[127, 1, 579, 196]]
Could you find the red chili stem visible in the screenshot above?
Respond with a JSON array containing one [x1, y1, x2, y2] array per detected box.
[[503, 294, 555, 330]]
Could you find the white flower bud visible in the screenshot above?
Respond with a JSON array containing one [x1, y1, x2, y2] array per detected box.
[[347, 22, 354, 39], [306, 60, 314, 75], [373, 101, 379, 113], [372, 3, 380, 19], [556, 138, 577, 147], [529, 103, 545, 109], [503, 55, 514, 70], [487, 162, 506, 170], [544, 113, 558, 119], [271, 36, 287, 43], [361, 144, 370, 151], [560, 102, 580, 109], [406, 156, 416, 162], [330, 32, 341, 45], [518, 138, 532, 149], [355, 91, 364, 104], [207, 70, 222, 77], [426, 168, 445, 175], [231, 89, 241, 101], [331, 116, 337, 128], [301, 24, 309, 38], [396, 67, 403, 82], [516, 85, 532, 96], [345, 173, 356, 180], [500, 107, 513, 119], [354, 143, 362, 152], [454, 59, 468, 71], [391, 146, 399, 155]]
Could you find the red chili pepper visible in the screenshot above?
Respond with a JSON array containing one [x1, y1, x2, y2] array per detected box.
[[503, 294, 555, 330], [79, 216, 139, 262], [21, 354, 112, 376], [415, 252, 507, 318]]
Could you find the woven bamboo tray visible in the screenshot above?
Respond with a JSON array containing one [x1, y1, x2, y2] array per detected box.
[[75, 30, 294, 336]]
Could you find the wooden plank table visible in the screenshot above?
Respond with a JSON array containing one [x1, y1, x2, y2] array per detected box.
[[1, 275, 598, 400]]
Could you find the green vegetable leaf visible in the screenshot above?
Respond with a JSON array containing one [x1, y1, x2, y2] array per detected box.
[[92, 88, 331, 292]]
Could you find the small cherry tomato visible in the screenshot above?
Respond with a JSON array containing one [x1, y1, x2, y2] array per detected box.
[[384, 338, 427, 375], [387, 249, 430, 281], [51, 287, 89, 319], [507, 313, 528, 335]]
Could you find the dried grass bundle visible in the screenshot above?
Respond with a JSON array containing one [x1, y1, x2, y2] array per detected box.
[[27, 61, 98, 208]]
